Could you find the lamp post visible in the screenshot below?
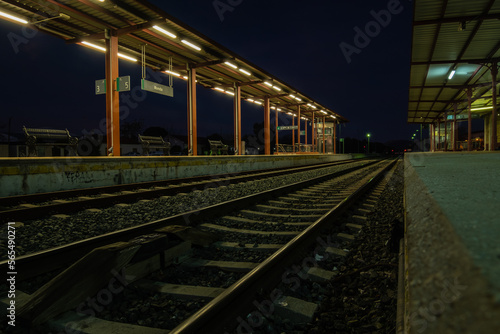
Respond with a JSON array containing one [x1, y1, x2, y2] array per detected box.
[[367, 133, 371, 154]]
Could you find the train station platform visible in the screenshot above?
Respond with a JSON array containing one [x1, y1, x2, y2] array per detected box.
[[404, 152, 500, 333], [0, 154, 358, 197]]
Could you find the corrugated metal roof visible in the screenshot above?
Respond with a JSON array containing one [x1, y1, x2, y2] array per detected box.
[[408, 0, 500, 124], [0, 0, 345, 122]]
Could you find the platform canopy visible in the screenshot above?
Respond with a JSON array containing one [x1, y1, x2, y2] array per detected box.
[[408, 0, 500, 124], [0, 0, 346, 123]]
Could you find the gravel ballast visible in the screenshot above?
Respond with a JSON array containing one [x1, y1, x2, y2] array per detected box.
[[226, 160, 404, 333]]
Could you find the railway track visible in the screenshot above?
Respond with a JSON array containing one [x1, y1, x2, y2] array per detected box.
[[0, 159, 366, 222], [1, 158, 398, 333]]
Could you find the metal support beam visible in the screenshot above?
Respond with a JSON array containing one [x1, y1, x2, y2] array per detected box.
[[292, 116, 295, 153], [430, 123, 435, 152], [491, 62, 498, 151], [187, 65, 197, 156], [105, 33, 120, 156], [297, 105, 301, 152], [233, 84, 241, 155], [467, 87, 472, 151], [484, 114, 489, 150], [264, 97, 270, 155], [438, 120, 441, 151]]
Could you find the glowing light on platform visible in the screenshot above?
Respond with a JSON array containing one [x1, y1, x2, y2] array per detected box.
[[152, 25, 177, 39]]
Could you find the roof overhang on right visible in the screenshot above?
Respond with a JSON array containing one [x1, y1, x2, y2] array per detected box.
[[408, 0, 500, 124]]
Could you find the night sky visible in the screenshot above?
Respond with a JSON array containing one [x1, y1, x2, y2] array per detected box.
[[0, 0, 417, 146]]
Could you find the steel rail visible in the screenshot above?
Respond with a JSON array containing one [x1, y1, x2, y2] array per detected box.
[[168, 159, 397, 333], [0, 160, 381, 281]]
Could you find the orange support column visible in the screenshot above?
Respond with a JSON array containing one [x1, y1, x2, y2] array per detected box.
[[105, 33, 120, 156], [305, 119, 308, 146], [264, 97, 270, 155], [491, 63, 498, 151], [187, 66, 197, 156], [312, 112, 315, 152], [275, 107, 278, 154], [297, 105, 301, 152], [233, 84, 241, 155], [334, 121, 337, 154], [322, 116, 326, 154]]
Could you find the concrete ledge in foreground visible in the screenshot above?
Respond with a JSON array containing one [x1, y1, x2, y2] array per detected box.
[[404, 152, 500, 333]]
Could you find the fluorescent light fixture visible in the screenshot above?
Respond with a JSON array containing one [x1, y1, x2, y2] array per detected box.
[[272, 86, 281, 91], [214, 87, 225, 92], [287, 112, 293, 115], [330, 115, 337, 119], [295, 97, 302, 102], [81, 41, 137, 61], [471, 106, 494, 111], [448, 70, 456, 80], [247, 98, 254, 102], [152, 25, 177, 39], [224, 61, 237, 69], [289, 94, 296, 99], [164, 70, 181, 77], [277, 108, 282, 111], [239, 68, 251, 76], [82, 41, 106, 52], [253, 100, 263, 105], [117, 53, 137, 62], [307, 103, 313, 107], [0, 10, 28, 24], [320, 110, 327, 114], [225, 90, 235, 96], [181, 39, 201, 51], [271, 106, 276, 110], [264, 82, 273, 87]]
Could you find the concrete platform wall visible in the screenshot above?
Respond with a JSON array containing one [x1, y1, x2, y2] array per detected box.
[[0, 154, 355, 197]]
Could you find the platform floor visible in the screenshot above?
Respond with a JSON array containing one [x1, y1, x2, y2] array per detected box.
[[404, 152, 500, 333]]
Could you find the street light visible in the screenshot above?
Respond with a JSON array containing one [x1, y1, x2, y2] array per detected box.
[[366, 133, 371, 153]]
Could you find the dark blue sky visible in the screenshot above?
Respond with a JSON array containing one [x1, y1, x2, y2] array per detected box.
[[0, 0, 417, 143]]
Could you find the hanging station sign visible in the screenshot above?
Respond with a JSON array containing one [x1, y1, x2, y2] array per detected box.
[[116, 76, 131, 92], [277, 125, 298, 130], [446, 114, 480, 120], [141, 79, 173, 97], [95, 79, 106, 95], [95, 76, 131, 94]]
